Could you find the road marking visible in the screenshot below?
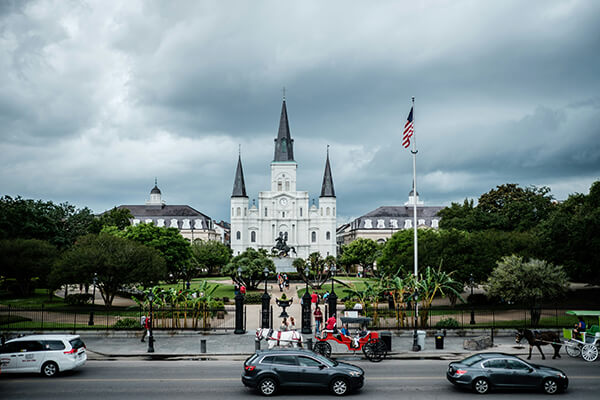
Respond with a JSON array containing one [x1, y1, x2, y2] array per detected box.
[[3, 375, 598, 383]]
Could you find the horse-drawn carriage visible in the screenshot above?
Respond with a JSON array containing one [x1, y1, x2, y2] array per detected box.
[[312, 316, 388, 362], [562, 310, 600, 362]]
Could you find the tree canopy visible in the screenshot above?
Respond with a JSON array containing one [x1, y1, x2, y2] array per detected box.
[[53, 233, 166, 307], [338, 238, 381, 276], [0, 195, 94, 249], [190, 240, 232, 276], [222, 248, 275, 290], [111, 223, 192, 282], [0, 238, 58, 296], [89, 207, 133, 233]]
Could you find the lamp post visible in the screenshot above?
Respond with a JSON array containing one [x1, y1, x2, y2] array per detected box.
[[147, 292, 155, 353], [469, 273, 476, 325], [234, 267, 245, 334], [88, 273, 97, 326], [301, 266, 312, 334], [327, 265, 337, 319], [261, 266, 271, 328]]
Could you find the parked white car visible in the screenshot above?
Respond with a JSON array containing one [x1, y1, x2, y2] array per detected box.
[[0, 334, 87, 377]]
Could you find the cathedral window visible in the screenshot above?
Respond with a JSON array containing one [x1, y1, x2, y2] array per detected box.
[[285, 181, 290, 191], [333, 207, 336, 216], [236, 207, 241, 216], [326, 231, 331, 240], [311, 231, 317, 242], [300, 207, 303, 217], [282, 212, 286, 218], [326, 207, 330, 216], [265, 207, 268, 217], [236, 231, 241, 240], [277, 181, 282, 191], [231, 208, 234, 216], [251, 231, 256, 243]]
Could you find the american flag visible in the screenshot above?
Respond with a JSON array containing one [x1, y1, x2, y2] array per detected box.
[[402, 106, 414, 148]]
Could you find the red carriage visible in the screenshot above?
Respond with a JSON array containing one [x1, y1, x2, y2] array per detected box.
[[312, 316, 388, 362]]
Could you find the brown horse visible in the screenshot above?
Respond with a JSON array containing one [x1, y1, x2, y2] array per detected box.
[[515, 329, 562, 360]]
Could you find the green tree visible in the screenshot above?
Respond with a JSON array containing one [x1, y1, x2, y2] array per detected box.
[[0, 196, 95, 249], [54, 233, 166, 307], [89, 207, 133, 233], [486, 255, 568, 326], [114, 223, 192, 282], [222, 248, 275, 290], [190, 240, 232, 276], [377, 229, 440, 277], [0, 238, 58, 296], [537, 180, 600, 284], [295, 252, 333, 289], [338, 238, 381, 276]]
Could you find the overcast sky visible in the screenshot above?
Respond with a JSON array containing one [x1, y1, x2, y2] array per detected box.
[[1, 0, 599, 224]]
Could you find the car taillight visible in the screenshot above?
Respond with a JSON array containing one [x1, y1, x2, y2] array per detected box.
[[64, 348, 78, 354], [455, 369, 467, 376], [245, 365, 256, 372]]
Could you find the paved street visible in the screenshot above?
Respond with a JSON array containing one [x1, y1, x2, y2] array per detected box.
[[1, 358, 599, 399]]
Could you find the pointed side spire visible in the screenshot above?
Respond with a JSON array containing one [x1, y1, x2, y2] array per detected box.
[[320, 146, 335, 197], [232, 153, 248, 198], [273, 98, 295, 162]]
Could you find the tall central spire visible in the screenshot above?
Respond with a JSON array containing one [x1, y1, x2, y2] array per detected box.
[[273, 98, 295, 162], [320, 146, 336, 197], [231, 153, 247, 198]]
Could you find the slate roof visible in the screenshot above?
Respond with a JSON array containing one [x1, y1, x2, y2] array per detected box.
[[116, 205, 212, 230], [320, 152, 335, 197], [231, 154, 248, 198], [273, 100, 295, 162]]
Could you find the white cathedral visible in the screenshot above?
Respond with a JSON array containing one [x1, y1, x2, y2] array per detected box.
[[230, 98, 337, 259]]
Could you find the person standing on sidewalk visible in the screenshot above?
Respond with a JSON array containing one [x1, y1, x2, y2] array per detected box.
[[140, 315, 150, 342], [311, 291, 318, 308], [313, 306, 323, 336]]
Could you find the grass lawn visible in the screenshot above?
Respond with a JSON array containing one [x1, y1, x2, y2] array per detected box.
[[0, 289, 66, 309]]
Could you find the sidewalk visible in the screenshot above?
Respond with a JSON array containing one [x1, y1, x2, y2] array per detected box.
[[79, 331, 530, 360]]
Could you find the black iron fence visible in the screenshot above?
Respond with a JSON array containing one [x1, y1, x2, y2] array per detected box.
[[0, 305, 241, 332], [337, 306, 584, 331]]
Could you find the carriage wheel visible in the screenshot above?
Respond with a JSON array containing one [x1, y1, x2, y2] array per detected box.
[[363, 339, 386, 362], [565, 342, 581, 358], [313, 341, 332, 358], [581, 344, 598, 362]]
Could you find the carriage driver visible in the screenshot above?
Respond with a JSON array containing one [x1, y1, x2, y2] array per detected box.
[[573, 316, 586, 339], [321, 314, 337, 339]]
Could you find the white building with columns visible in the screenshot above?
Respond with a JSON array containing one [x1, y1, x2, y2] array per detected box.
[[230, 98, 337, 258]]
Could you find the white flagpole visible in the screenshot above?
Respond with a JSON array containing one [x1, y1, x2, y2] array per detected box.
[[411, 96, 418, 278]]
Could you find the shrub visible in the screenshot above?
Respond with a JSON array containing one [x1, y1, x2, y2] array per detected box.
[[435, 317, 460, 329], [344, 300, 356, 310], [65, 293, 93, 306], [243, 293, 264, 304], [112, 318, 141, 329]]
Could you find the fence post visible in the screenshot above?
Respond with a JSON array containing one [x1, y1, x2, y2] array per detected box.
[[491, 309, 495, 346], [41, 304, 44, 330]]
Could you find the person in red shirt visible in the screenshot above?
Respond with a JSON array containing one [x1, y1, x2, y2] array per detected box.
[[311, 291, 318, 306], [240, 285, 246, 295], [313, 306, 323, 335]]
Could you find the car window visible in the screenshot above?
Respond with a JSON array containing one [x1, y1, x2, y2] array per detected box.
[[483, 359, 508, 369], [23, 341, 44, 352], [0, 342, 23, 354], [298, 356, 322, 367], [461, 354, 483, 366], [310, 353, 336, 367], [43, 340, 66, 351], [507, 360, 530, 370], [272, 356, 298, 366], [69, 338, 85, 350], [260, 356, 274, 364]]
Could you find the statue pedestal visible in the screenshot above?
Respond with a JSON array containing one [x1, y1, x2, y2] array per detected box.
[[273, 258, 296, 273]]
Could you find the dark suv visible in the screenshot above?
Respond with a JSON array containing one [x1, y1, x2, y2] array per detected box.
[[242, 348, 364, 396]]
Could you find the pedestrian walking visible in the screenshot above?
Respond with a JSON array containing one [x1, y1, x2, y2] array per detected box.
[[311, 291, 318, 307], [240, 284, 246, 295], [140, 315, 150, 342], [313, 306, 323, 336], [289, 316, 296, 331]]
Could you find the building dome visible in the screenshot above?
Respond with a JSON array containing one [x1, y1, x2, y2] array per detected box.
[[151, 185, 161, 195]]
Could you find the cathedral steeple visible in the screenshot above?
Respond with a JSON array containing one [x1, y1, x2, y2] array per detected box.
[[320, 146, 335, 198], [273, 98, 294, 162], [232, 153, 248, 198]]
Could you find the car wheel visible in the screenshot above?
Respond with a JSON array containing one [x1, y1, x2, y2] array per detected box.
[[258, 377, 278, 396], [41, 361, 59, 377], [330, 377, 349, 396], [472, 377, 490, 394], [543, 378, 559, 395]]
